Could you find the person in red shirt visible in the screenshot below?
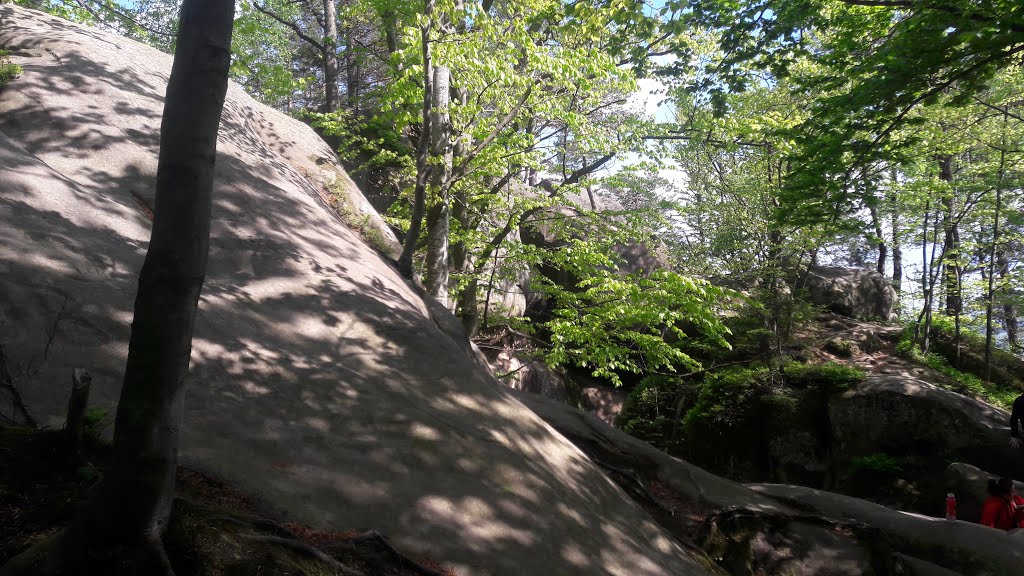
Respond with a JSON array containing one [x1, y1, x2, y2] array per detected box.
[[980, 477, 1024, 530]]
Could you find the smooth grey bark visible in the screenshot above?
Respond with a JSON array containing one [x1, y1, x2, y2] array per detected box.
[[323, 0, 339, 111], [0, 1, 234, 573], [424, 64, 452, 305]]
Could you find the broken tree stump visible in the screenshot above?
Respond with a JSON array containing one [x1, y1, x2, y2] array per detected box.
[[63, 368, 92, 461]]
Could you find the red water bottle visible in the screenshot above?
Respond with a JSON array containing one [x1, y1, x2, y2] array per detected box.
[[946, 493, 956, 520]]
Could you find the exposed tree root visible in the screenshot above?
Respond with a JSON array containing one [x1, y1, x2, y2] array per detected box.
[[237, 534, 360, 575]]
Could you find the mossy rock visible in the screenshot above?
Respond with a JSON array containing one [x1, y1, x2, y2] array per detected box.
[[681, 363, 861, 483], [824, 337, 857, 358]]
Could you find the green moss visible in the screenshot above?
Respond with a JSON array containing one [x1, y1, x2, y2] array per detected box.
[[823, 337, 856, 357], [782, 360, 863, 393], [677, 362, 862, 481]]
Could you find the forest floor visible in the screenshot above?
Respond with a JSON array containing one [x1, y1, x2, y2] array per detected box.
[[0, 427, 455, 576]]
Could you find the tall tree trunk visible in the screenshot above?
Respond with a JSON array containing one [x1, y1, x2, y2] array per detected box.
[[891, 214, 902, 294], [449, 86, 478, 333], [937, 155, 961, 365], [397, 0, 434, 278], [998, 248, 1020, 352], [424, 64, 452, 305], [0, 1, 234, 573], [322, 0, 339, 112], [985, 112, 1009, 383], [938, 156, 960, 316], [342, 28, 359, 113], [888, 172, 902, 302], [984, 174, 1003, 384], [868, 201, 887, 276], [917, 200, 943, 355]]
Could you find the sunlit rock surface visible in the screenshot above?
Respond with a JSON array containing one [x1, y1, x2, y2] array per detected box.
[[0, 6, 713, 574]]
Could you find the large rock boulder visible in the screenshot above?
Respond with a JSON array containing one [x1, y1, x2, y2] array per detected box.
[[519, 190, 668, 293], [749, 483, 1024, 576], [804, 266, 896, 320], [513, 391, 1011, 576], [945, 462, 1024, 524], [829, 373, 1021, 514], [700, 508, 893, 576], [0, 6, 714, 575]]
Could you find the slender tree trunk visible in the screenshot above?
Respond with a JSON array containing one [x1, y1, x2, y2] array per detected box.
[[342, 28, 359, 113], [985, 112, 1009, 383], [424, 64, 453, 305], [999, 248, 1020, 352], [322, 0, 339, 112], [0, 1, 234, 573], [449, 85, 478, 332], [918, 200, 943, 355], [937, 155, 962, 365], [891, 215, 902, 293], [985, 181, 1003, 384], [397, 0, 434, 278], [914, 200, 929, 346], [868, 201, 887, 276], [939, 156, 960, 316], [888, 172, 902, 300]]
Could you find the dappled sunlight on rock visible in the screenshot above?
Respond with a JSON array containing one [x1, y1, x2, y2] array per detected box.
[[0, 6, 715, 574], [416, 495, 537, 548]]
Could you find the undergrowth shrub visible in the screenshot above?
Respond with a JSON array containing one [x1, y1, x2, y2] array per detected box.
[[896, 322, 1018, 410], [616, 375, 691, 454], [0, 50, 23, 88], [666, 361, 863, 481]]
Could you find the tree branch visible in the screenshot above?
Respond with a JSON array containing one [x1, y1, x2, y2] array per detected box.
[[252, 2, 324, 51]]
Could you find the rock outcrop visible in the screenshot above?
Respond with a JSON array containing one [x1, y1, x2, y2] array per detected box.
[[515, 391, 1024, 576], [0, 6, 713, 574], [945, 462, 1024, 525], [749, 483, 1024, 576], [829, 373, 1021, 513], [804, 266, 896, 320]]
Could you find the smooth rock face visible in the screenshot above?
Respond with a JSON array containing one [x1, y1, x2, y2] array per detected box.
[[0, 6, 711, 575], [804, 265, 896, 320]]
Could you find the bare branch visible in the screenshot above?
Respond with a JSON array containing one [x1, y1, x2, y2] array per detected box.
[[252, 2, 324, 51]]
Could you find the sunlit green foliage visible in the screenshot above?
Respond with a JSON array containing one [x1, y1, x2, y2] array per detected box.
[[896, 319, 1020, 409]]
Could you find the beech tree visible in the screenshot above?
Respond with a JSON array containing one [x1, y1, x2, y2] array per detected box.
[[0, 0, 234, 573]]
